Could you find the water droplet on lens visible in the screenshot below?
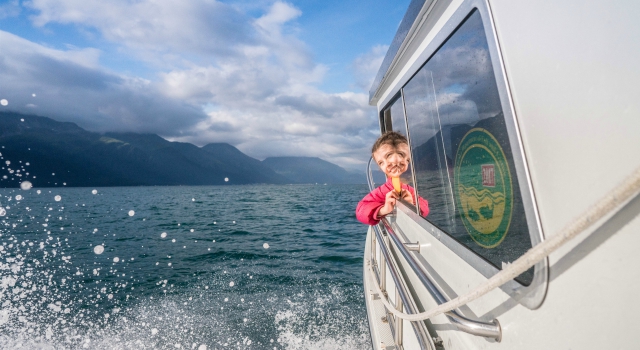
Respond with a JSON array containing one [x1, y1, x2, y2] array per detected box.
[[161, 232, 167, 238], [15, 195, 22, 201], [263, 243, 269, 249], [0, 208, 6, 216], [113, 257, 119, 263], [54, 195, 61, 202], [128, 210, 135, 216], [224, 177, 229, 182], [92, 189, 98, 194], [0, 99, 7, 106], [229, 281, 235, 287], [94, 245, 104, 255], [20, 181, 32, 190]]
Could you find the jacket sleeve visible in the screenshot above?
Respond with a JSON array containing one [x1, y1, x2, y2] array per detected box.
[[356, 190, 384, 226], [418, 196, 429, 217]]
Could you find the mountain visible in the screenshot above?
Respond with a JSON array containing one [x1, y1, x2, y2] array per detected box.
[[262, 156, 367, 184], [0, 111, 290, 187]]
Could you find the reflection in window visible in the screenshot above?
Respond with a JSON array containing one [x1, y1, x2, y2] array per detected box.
[[402, 10, 533, 284], [381, 96, 417, 210]]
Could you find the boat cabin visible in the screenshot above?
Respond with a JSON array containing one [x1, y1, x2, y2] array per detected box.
[[364, 0, 640, 349]]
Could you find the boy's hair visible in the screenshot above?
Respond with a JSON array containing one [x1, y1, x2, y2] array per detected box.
[[371, 131, 408, 153]]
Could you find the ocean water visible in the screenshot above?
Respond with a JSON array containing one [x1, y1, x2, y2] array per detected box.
[[0, 184, 372, 350]]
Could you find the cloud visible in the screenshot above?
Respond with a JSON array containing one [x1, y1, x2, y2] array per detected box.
[[0, 30, 207, 135], [24, 0, 256, 60], [4, 0, 384, 169], [351, 44, 388, 91]]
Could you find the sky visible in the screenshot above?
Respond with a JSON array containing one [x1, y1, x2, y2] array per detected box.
[[0, 0, 411, 171]]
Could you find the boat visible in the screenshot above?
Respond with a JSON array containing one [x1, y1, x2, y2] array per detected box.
[[362, 0, 640, 348]]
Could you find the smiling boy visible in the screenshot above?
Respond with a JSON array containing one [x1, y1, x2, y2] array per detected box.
[[356, 131, 429, 225]]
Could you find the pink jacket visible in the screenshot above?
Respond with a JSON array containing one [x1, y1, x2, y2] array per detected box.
[[356, 178, 429, 225]]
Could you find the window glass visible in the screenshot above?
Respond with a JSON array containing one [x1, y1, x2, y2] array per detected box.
[[402, 10, 533, 284], [381, 96, 417, 209]]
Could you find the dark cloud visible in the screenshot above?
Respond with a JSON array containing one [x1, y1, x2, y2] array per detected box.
[[24, 55, 122, 90], [0, 31, 208, 136]]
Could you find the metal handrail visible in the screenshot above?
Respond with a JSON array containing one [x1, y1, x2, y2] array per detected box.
[[367, 156, 376, 191], [366, 156, 501, 340], [373, 225, 434, 350], [380, 219, 502, 341]]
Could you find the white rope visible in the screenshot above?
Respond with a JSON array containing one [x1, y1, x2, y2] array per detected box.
[[369, 166, 640, 322]]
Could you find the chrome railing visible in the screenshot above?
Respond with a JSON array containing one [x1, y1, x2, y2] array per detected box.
[[380, 219, 502, 341], [366, 157, 502, 341], [367, 156, 376, 191], [372, 225, 435, 350]]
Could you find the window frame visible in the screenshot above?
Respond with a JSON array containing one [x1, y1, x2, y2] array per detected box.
[[376, 0, 547, 309], [379, 93, 422, 214]]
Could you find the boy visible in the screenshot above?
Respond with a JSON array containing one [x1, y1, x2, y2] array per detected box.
[[356, 131, 429, 225]]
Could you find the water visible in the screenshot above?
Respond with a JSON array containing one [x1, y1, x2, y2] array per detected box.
[[0, 184, 372, 349]]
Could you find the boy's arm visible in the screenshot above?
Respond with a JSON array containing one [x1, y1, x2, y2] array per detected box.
[[356, 198, 384, 225], [356, 187, 388, 225]]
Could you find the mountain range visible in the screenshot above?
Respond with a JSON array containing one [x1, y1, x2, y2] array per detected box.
[[0, 112, 369, 187]]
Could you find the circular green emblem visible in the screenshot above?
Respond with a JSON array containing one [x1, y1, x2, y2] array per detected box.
[[454, 128, 513, 249]]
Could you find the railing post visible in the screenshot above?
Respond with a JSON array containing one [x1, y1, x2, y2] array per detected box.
[[395, 289, 404, 347]]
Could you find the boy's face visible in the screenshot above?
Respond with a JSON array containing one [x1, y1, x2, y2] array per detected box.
[[373, 143, 410, 178]]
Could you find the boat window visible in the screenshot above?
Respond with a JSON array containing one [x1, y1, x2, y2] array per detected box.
[[380, 96, 417, 210], [402, 10, 533, 284]]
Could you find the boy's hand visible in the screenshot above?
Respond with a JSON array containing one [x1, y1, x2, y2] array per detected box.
[[378, 190, 398, 218], [400, 189, 414, 205]]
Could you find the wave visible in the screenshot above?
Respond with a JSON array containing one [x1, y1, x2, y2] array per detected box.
[[458, 185, 505, 204]]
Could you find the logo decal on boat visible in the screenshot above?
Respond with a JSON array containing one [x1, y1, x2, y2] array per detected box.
[[454, 128, 513, 248]]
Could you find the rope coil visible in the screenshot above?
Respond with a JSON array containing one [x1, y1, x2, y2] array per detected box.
[[369, 166, 640, 322]]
